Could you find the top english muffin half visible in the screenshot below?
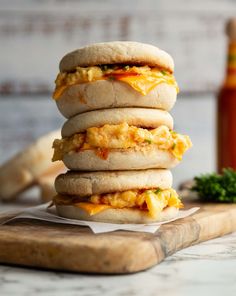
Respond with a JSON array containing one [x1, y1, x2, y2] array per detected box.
[[53, 41, 178, 118]]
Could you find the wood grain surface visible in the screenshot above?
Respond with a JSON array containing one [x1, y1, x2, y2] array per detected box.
[[0, 202, 235, 274]]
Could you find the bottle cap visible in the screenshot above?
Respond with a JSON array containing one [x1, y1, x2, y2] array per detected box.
[[226, 18, 236, 40]]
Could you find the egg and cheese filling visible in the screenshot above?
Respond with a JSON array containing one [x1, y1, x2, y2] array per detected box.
[[52, 123, 192, 161], [53, 65, 179, 99], [53, 188, 183, 219]]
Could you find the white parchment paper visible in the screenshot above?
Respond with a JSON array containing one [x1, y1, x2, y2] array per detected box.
[[0, 203, 199, 234]]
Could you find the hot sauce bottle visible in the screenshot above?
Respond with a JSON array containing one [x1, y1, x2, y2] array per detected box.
[[217, 19, 236, 172]]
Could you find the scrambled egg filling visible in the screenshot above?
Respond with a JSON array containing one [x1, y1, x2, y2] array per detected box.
[[52, 123, 192, 161], [53, 65, 179, 99], [54, 188, 183, 218]]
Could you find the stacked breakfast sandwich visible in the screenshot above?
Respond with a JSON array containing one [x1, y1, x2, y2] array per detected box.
[[52, 41, 192, 223]]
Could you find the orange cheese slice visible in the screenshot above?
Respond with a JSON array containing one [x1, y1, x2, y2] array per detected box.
[[118, 73, 178, 95], [74, 202, 111, 216]]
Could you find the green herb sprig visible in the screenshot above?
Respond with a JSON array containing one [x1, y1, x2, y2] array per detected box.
[[192, 168, 236, 203]]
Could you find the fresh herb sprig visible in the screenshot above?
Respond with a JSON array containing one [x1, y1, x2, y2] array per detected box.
[[192, 168, 236, 203]]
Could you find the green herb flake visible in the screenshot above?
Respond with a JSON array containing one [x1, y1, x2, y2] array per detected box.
[[161, 70, 167, 75], [192, 168, 236, 203], [145, 139, 152, 144], [100, 65, 108, 71], [101, 65, 115, 71], [123, 65, 130, 70], [172, 143, 176, 149], [154, 188, 162, 194]]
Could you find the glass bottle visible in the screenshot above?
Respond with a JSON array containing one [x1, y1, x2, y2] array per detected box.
[[217, 19, 236, 172]]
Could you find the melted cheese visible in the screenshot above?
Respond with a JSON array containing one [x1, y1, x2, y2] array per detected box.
[[52, 124, 192, 162], [75, 202, 111, 215], [53, 65, 178, 99], [54, 188, 183, 219], [118, 69, 178, 95]]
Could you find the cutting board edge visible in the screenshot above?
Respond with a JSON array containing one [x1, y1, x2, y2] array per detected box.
[[0, 203, 235, 274]]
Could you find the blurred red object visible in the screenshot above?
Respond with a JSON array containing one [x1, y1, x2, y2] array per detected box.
[[217, 18, 236, 172]]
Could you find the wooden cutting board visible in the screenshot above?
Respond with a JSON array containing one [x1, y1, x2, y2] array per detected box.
[[0, 202, 235, 274]]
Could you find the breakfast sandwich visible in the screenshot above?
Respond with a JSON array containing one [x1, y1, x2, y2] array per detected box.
[[53, 169, 183, 223], [52, 108, 192, 170], [52, 41, 192, 224], [53, 41, 178, 118]]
